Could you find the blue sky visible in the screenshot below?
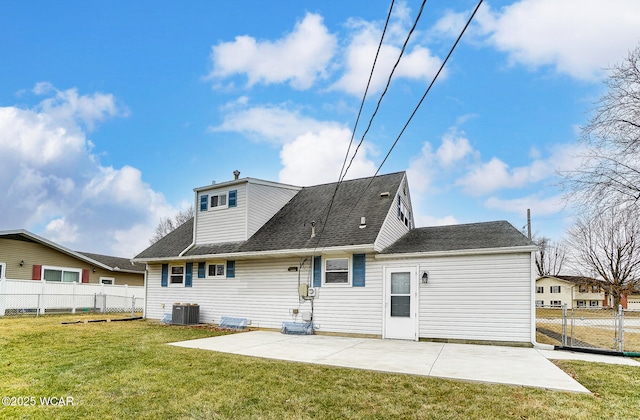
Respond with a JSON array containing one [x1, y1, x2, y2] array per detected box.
[[1, 0, 639, 257]]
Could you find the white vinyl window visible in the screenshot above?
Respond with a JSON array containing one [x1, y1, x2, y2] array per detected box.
[[536, 286, 544, 293], [535, 300, 544, 307], [210, 193, 228, 210], [550, 300, 562, 307], [590, 300, 599, 307], [324, 258, 349, 285], [169, 265, 184, 285], [577, 300, 586, 308], [550, 286, 561, 293], [208, 263, 225, 277], [42, 266, 81, 283]]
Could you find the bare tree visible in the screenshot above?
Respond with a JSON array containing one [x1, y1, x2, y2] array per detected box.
[[566, 205, 640, 307], [149, 206, 194, 244], [533, 236, 567, 277], [563, 45, 640, 209]]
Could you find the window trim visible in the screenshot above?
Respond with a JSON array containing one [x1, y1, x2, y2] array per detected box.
[[550, 286, 561, 293], [207, 262, 226, 278], [535, 300, 544, 307], [168, 264, 185, 286], [41, 265, 82, 283], [323, 256, 351, 286], [550, 300, 562, 307], [0, 262, 5, 279], [536, 286, 544, 293], [209, 192, 229, 210]]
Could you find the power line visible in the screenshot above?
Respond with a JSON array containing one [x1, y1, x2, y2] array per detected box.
[[338, 0, 395, 183], [341, 0, 428, 183], [348, 0, 484, 220], [310, 0, 399, 255]]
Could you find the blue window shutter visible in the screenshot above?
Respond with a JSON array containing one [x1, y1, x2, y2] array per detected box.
[[197, 262, 206, 278], [353, 254, 366, 287], [226, 260, 235, 278], [313, 256, 321, 287], [185, 263, 193, 287], [229, 190, 237, 207], [161, 264, 168, 287], [200, 195, 208, 211]]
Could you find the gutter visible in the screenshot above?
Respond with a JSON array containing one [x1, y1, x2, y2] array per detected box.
[[375, 245, 539, 260], [134, 243, 376, 264]]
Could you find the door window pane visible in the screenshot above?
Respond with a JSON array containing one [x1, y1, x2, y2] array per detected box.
[[391, 272, 410, 294], [391, 296, 410, 317]]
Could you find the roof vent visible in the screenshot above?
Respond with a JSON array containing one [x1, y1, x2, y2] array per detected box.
[[233, 170, 240, 180], [359, 217, 366, 229], [310, 221, 316, 238], [380, 192, 390, 197]]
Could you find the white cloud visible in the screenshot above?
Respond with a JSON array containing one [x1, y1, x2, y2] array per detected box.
[[456, 143, 586, 196], [210, 104, 340, 145], [484, 193, 565, 216], [279, 127, 377, 185], [209, 13, 337, 89], [213, 102, 376, 186], [476, 0, 640, 81], [407, 128, 476, 194], [0, 84, 176, 257], [330, 15, 443, 96]]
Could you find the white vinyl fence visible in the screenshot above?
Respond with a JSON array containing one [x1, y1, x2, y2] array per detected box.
[[0, 278, 144, 316]]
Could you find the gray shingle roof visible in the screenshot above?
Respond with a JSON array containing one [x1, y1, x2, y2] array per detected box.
[[135, 218, 194, 259], [238, 172, 404, 252], [135, 172, 405, 259], [77, 252, 146, 273], [381, 221, 533, 254]]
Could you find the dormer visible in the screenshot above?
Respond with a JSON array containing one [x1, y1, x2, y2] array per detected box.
[[193, 171, 300, 245]]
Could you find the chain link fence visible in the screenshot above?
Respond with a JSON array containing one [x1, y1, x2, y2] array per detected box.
[[536, 304, 639, 353], [0, 293, 144, 317]]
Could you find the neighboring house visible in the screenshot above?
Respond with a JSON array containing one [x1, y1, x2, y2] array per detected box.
[[0, 230, 145, 286], [535, 275, 606, 309], [135, 171, 537, 344]]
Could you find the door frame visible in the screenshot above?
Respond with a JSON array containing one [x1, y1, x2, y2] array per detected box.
[[382, 264, 419, 341]]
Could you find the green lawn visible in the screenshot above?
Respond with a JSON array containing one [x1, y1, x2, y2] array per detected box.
[[2, 315, 640, 419]]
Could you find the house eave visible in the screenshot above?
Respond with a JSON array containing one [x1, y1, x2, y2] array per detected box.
[[134, 243, 376, 263], [0, 229, 115, 271], [375, 245, 538, 260], [193, 177, 300, 193]]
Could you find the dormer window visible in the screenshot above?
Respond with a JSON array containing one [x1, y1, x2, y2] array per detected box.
[[211, 193, 227, 209]]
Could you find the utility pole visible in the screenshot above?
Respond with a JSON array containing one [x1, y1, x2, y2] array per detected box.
[[527, 208, 531, 240]]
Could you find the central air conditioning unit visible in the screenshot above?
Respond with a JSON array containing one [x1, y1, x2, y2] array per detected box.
[[172, 303, 200, 325]]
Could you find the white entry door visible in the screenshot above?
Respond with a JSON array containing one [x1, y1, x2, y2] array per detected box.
[[384, 267, 417, 340]]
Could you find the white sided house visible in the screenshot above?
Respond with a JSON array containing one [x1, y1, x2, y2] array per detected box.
[[135, 171, 538, 345]]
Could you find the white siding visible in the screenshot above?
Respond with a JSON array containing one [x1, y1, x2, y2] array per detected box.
[[145, 254, 383, 335], [374, 176, 411, 251], [247, 183, 299, 238], [311, 254, 382, 336], [146, 251, 533, 343], [374, 253, 533, 343], [196, 184, 247, 244]]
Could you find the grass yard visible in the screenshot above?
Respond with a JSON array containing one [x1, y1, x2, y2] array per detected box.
[[2, 315, 640, 419]]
